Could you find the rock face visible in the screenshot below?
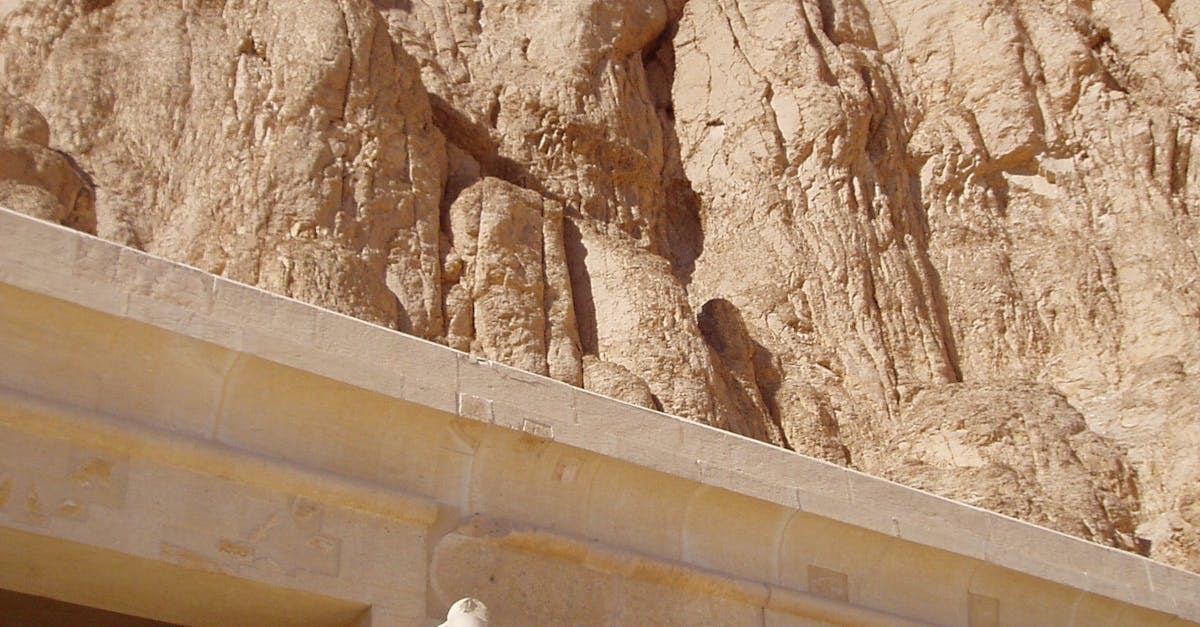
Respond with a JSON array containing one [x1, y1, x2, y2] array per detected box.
[[1, 0, 447, 330], [0, 91, 93, 232], [1, 0, 1198, 571], [443, 176, 582, 383]]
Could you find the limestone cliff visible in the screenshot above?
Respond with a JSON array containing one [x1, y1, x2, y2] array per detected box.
[[2, 0, 1198, 572]]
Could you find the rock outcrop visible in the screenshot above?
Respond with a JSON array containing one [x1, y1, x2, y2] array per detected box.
[[0, 91, 93, 232], [2, 0, 1198, 571], [0, 0, 447, 330]]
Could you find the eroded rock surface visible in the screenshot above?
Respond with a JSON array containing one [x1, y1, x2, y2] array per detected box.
[[1, 0, 447, 330], [0, 91, 92, 231], [2, 0, 1199, 571]]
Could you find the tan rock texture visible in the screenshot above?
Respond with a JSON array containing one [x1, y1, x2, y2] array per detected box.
[[1, 0, 1198, 571], [0, 91, 93, 232]]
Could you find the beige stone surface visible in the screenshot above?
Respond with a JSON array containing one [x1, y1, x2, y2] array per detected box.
[[1, 0, 447, 332], [863, 383, 1141, 552], [1, 0, 1199, 573], [0, 91, 93, 231], [443, 176, 581, 384], [0, 209, 1198, 625]]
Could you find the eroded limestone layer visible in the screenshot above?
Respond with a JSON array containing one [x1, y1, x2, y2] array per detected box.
[[2, 0, 1198, 571]]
